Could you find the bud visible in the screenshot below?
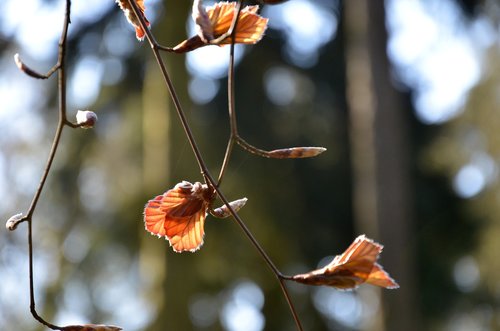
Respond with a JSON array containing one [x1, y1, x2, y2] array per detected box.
[[14, 53, 46, 79], [61, 324, 122, 331], [76, 110, 98, 129], [211, 198, 248, 218], [267, 147, 327, 159], [6, 213, 24, 231]]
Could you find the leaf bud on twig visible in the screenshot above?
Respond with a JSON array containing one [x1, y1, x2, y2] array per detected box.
[[5, 213, 24, 231], [211, 198, 248, 218], [76, 110, 98, 129], [267, 146, 327, 159]]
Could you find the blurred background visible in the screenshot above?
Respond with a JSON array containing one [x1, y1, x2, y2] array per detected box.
[[1, 0, 500, 330]]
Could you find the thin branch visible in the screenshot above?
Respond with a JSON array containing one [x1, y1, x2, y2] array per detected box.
[[216, 0, 242, 186], [14, 54, 60, 80], [126, 1, 303, 329], [23, 0, 74, 329]]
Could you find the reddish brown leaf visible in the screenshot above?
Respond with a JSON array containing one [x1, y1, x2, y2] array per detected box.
[[116, 0, 150, 40], [144, 181, 215, 252], [174, 2, 268, 53], [267, 147, 327, 159], [292, 235, 399, 290], [61, 324, 122, 331]]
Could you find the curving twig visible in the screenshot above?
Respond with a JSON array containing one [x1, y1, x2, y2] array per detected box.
[[8, 1, 93, 329], [126, 0, 304, 329]]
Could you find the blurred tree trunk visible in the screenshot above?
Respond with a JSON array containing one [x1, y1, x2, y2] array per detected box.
[[344, 1, 420, 331], [140, 0, 192, 330]]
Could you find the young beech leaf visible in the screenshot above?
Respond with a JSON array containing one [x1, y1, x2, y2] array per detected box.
[[61, 324, 122, 331], [115, 0, 150, 41], [267, 147, 327, 159], [144, 181, 215, 253], [174, 2, 269, 53], [192, 0, 214, 42], [210, 198, 248, 218], [292, 235, 399, 290]]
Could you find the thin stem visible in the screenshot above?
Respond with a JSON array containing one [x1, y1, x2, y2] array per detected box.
[[28, 218, 61, 330], [235, 136, 280, 158], [126, 1, 303, 329], [217, 0, 242, 186], [25, 1, 73, 329]]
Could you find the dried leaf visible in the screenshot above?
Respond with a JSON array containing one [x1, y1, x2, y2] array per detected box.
[[174, 2, 268, 53], [144, 181, 214, 252], [267, 147, 327, 159], [210, 198, 248, 218], [116, 0, 150, 40], [292, 235, 399, 290], [61, 324, 122, 331]]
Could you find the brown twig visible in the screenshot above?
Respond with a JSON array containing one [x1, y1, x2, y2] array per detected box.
[[126, 0, 304, 329], [13, 0, 82, 329]]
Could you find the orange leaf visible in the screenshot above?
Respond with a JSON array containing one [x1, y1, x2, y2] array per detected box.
[[292, 235, 399, 290], [116, 0, 150, 40], [174, 2, 268, 53], [144, 181, 214, 252]]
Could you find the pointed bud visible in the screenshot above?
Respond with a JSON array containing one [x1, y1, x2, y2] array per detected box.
[[61, 324, 122, 331], [267, 147, 327, 159], [6, 213, 24, 231], [14, 53, 47, 79], [211, 198, 248, 218], [76, 110, 98, 129]]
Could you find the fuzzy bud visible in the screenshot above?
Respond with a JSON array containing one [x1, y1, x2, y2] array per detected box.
[[61, 324, 122, 331], [211, 198, 248, 218], [267, 147, 327, 159], [6, 213, 24, 231], [76, 110, 98, 129]]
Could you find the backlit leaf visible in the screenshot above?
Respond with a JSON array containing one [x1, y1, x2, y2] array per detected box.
[[292, 235, 399, 290], [144, 181, 214, 252], [173, 2, 268, 53], [116, 0, 150, 40]]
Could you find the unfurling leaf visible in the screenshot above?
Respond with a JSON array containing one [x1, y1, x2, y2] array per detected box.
[[292, 235, 399, 290], [210, 198, 248, 218], [116, 0, 150, 40], [61, 324, 122, 331], [192, 0, 214, 42], [173, 2, 269, 53], [267, 147, 327, 159], [5, 213, 24, 231], [76, 110, 98, 129], [144, 181, 215, 253]]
